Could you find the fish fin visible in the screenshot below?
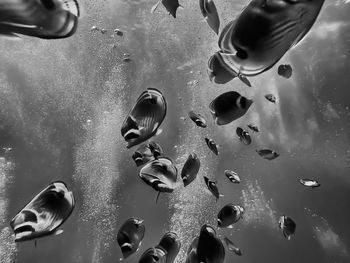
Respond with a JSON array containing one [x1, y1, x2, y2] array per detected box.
[[34, 240, 37, 248], [155, 192, 161, 204], [219, 194, 224, 197], [151, 1, 161, 13], [54, 229, 64, 236], [238, 74, 251, 87], [155, 129, 163, 136]]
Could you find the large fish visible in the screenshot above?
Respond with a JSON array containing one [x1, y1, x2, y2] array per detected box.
[[181, 153, 200, 187], [117, 218, 145, 259], [204, 176, 222, 202], [139, 157, 178, 202], [210, 0, 325, 84], [10, 181, 74, 242], [0, 0, 80, 39], [132, 141, 164, 167], [188, 111, 207, 128], [217, 204, 244, 228], [209, 91, 253, 125], [236, 127, 252, 145], [121, 88, 167, 148], [185, 225, 225, 263], [279, 215, 296, 240], [256, 149, 279, 160], [199, 0, 220, 34], [139, 247, 167, 263], [278, 64, 293, 79], [158, 232, 181, 263]]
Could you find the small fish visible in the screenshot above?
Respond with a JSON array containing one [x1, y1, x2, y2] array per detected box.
[[181, 153, 200, 187], [223, 237, 242, 256], [132, 141, 164, 167], [209, 91, 253, 126], [158, 232, 181, 263], [185, 225, 225, 263], [114, 28, 123, 36], [299, 179, 321, 188], [188, 111, 207, 128], [199, 0, 220, 34], [10, 181, 74, 242], [0, 0, 80, 39], [217, 204, 244, 228], [278, 64, 293, 79], [256, 149, 279, 160], [279, 215, 296, 240], [205, 137, 219, 155], [247, 124, 259, 132], [224, 170, 240, 184], [151, 0, 182, 18], [121, 88, 167, 148], [139, 247, 167, 263], [203, 176, 222, 202], [117, 218, 145, 258], [139, 157, 178, 202], [213, 0, 325, 79], [265, 94, 277, 104], [236, 127, 252, 145]]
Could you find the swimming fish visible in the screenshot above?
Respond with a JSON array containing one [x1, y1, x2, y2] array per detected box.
[[212, 0, 325, 81], [10, 181, 74, 242], [181, 153, 200, 187], [209, 91, 253, 125], [204, 176, 222, 202], [188, 111, 207, 128], [199, 0, 220, 34], [265, 94, 277, 103], [158, 232, 181, 263], [236, 127, 252, 145], [0, 0, 80, 39], [256, 149, 279, 160], [278, 64, 293, 79], [279, 215, 296, 240], [217, 204, 244, 228], [205, 137, 219, 155], [186, 224, 225, 263], [223, 237, 242, 256], [299, 179, 321, 188], [139, 247, 167, 263], [151, 0, 182, 18], [139, 157, 178, 202], [224, 170, 240, 184], [121, 88, 167, 148], [247, 124, 259, 132], [117, 218, 145, 258], [132, 141, 164, 167]]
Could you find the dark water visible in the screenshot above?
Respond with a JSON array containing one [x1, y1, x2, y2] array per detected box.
[[0, 0, 350, 262]]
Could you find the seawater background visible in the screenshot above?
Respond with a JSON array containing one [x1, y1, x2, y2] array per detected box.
[[0, 0, 350, 262]]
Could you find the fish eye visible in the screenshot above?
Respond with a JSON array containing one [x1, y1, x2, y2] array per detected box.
[[40, 0, 56, 10], [152, 255, 159, 261]]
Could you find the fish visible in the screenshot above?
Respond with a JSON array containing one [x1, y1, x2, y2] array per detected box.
[[217, 204, 244, 228], [224, 170, 240, 184], [117, 218, 145, 258], [236, 127, 252, 145], [188, 111, 207, 128], [279, 215, 296, 240], [247, 124, 259, 132], [185, 224, 225, 263], [139, 157, 178, 202], [223, 237, 242, 256], [209, 91, 253, 125], [10, 181, 74, 242], [158, 232, 181, 263], [278, 64, 293, 79], [299, 179, 321, 188], [265, 94, 277, 103], [151, 0, 182, 18], [199, 0, 220, 34], [121, 88, 167, 148], [212, 0, 325, 80], [132, 141, 164, 167], [256, 149, 279, 160], [181, 153, 201, 187], [205, 137, 219, 155], [139, 247, 167, 263], [0, 0, 80, 39], [203, 176, 222, 202]]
